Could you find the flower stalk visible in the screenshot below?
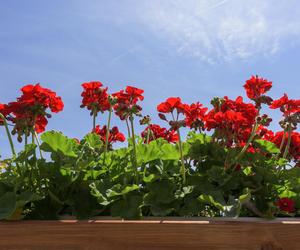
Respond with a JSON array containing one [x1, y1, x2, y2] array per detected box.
[[129, 114, 138, 183], [279, 131, 286, 152], [235, 105, 262, 164], [125, 118, 131, 145], [104, 107, 112, 153], [93, 111, 97, 131], [235, 122, 258, 163], [0, 113, 16, 157], [177, 128, 186, 184], [283, 123, 292, 159], [34, 131, 44, 159], [146, 127, 151, 144]]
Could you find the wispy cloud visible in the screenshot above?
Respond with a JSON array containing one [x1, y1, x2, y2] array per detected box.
[[137, 0, 300, 63], [108, 45, 142, 66]]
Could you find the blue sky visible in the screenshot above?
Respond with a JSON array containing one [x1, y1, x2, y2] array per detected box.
[[0, 0, 299, 157]]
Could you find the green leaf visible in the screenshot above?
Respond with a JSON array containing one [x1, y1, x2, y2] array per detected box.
[[175, 186, 194, 199], [143, 174, 156, 183], [84, 169, 107, 180], [16, 144, 37, 162], [179, 197, 204, 216], [239, 188, 251, 204], [279, 189, 297, 198], [149, 203, 175, 216], [137, 141, 162, 164], [0, 182, 13, 197], [161, 144, 180, 160], [84, 133, 103, 149], [41, 131, 78, 157], [0, 192, 16, 219], [48, 190, 64, 205], [187, 132, 211, 144], [277, 158, 288, 167], [144, 179, 176, 205], [106, 184, 139, 198], [243, 166, 252, 176], [198, 193, 225, 210], [17, 191, 41, 208], [110, 195, 142, 219], [254, 139, 280, 154], [89, 182, 110, 206]]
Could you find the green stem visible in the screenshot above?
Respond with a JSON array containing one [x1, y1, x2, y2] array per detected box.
[[279, 130, 286, 152], [276, 130, 286, 160], [146, 126, 151, 144], [125, 118, 131, 146], [125, 118, 131, 137], [129, 115, 138, 183], [93, 112, 97, 131], [0, 113, 16, 157], [34, 131, 44, 159], [32, 131, 35, 144], [105, 108, 112, 153], [235, 107, 262, 162], [283, 124, 292, 159], [235, 121, 259, 164], [177, 128, 186, 185]]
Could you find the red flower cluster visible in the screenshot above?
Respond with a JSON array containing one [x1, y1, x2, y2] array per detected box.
[[93, 125, 125, 145], [13, 84, 63, 112], [275, 197, 295, 213], [244, 75, 272, 100], [184, 102, 207, 130], [0, 103, 9, 125], [81, 81, 110, 114], [271, 131, 300, 161], [157, 97, 187, 114], [141, 124, 178, 143], [206, 96, 258, 144], [5, 84, 64, 137], [113, 86, 144, 120], [157, 97, 189, 131], [270, 93, 300, 116]]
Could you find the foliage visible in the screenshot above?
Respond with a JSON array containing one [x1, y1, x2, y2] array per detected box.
[[0, 76, 299, 220]]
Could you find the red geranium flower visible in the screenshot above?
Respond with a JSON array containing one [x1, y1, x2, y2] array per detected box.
[[112, 86, 144, 120], [157, 97, 189, 130], [17, 84, 64, 113], [81, 81, 110, 114], [184, 102, 208, 130], [123, 86, 144, 103], [141, 124, 179, 143], [157, 97, 187, 114], [7, 83, 64, 138], [0, 103, 9, 125], [206, 96, 258, 145], [93, 125, 126, 145], [269, 93, 300, 116], [275, 197, 296, 213], [244, 75, 272, 100]]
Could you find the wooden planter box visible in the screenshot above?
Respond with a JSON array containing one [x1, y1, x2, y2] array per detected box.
[[0, 218, 300, 250]]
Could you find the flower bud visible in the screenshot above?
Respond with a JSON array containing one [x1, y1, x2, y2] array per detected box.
[[158, 113, 167, 121], [139, 115, 151, 125]]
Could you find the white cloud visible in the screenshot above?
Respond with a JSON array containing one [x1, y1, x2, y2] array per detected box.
[[137, 0, 300, 63]]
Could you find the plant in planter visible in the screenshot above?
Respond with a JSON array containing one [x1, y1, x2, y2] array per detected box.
[[0, 76, 299, 220]]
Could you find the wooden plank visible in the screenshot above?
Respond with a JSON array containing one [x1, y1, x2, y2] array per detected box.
[[0, 219, 299, 250]]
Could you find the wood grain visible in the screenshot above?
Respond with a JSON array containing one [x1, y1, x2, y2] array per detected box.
[[0, 218, 299, 250]]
